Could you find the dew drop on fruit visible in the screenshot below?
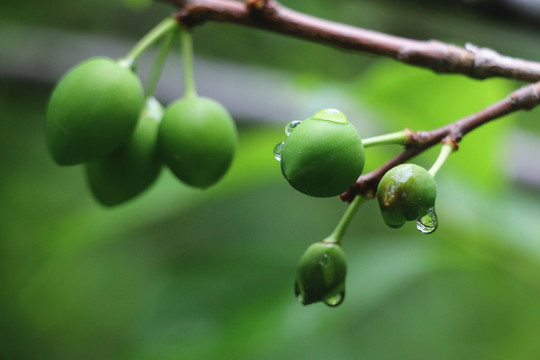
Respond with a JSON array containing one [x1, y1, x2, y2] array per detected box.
[[324, 290, 345, 307], [416, 207, 438, 234], [273, 141, 284, 161], [285, 120, 302, 136]]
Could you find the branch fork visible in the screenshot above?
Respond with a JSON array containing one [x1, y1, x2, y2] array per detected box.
[[160, 0, 540, 201]]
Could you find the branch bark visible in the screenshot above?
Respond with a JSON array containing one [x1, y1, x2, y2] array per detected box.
[[164, 0, 540, 82], [340, 81, 540, 202], [158, 0, 540, 201]]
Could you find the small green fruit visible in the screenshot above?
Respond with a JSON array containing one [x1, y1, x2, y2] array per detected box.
[[280, 109, 365, 197], [158, 96, 238, 188], [376, 163, 436, 228], [85, 97, 163, 206], [295, 242, 347, 307], [46, 57, 145, 165]]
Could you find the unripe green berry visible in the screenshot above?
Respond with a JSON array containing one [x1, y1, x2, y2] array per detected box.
[[46, 57, 145, 165], [377, 163, 436, 228], [85, 97, 163, 206], [158, 96, 238, 189], [280, 109, 365, 197], [295, 242, 347, 307]]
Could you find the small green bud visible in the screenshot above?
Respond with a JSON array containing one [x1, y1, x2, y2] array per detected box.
[[376, 164, 436, 228], [294, 242, 347, 307], [280, 109, 365, 197]]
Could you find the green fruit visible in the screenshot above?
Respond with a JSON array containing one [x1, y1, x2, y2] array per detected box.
[[280, 109, 365, 197], [158, 96, 238, 188], [46, 57, 145, 165], [85, 97, 163, 206], [376, 163, 436, 228], [295, 242, 347, 307]]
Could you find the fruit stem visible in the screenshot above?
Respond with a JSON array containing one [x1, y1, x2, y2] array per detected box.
[[145, 28, 177, 97], [362, 130, 408, 148], [428, 143, 453, 177], [323, 195, 366, 245], [121, 17, 178, 68], [181, 28, 198, 98]]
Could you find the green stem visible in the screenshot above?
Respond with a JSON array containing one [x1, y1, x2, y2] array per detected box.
[[181, 28, 197, 98], [323, 195, 366, 245], [428, 143, 453, 177], [121, 17, 177, 68], [362, 130, 408, 148], [145, 28, 177, 98], [181, 28, 198, 98]]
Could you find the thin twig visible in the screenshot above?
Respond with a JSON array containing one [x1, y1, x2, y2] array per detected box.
[[165, 0, 540, 82], [339, 81, 540, 202], [159, 0, 540, 201]]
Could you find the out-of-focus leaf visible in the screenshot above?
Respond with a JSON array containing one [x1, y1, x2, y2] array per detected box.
[[122, 0, 152, 11], [350, 60, 514, 193]]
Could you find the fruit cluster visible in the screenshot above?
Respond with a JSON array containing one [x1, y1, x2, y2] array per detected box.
[[45, 20, 237, 206], [275, 109, 447, 307]]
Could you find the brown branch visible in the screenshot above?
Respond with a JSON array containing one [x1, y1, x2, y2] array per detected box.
[[339, 81, 540, 202], [164, 0, 540, 82], [157, 0, 540, 200]]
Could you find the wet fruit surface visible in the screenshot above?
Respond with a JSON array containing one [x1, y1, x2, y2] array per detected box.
[[280, 109, 365, 197], [295, 242, 347, 307], [377, 163, 437, 229]]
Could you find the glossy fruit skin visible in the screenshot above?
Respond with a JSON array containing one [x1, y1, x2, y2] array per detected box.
[[85, 98, 163, 207], [46, 57, 145, 166], [376, 164, 436, 228], [295, 242, 347, 306], [280, 109, 365, 198], [158, 96, 238, 189]]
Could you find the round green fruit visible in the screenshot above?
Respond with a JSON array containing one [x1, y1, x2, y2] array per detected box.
[[295, 242, 347, 307], [85, 97, 163, 207], [280, 109, 365, 197], [376, 163, 436, 228], [46, 57, 145, 166], [158, 96, 238, 188]]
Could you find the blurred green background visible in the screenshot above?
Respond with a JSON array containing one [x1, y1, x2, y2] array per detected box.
[[3, 0, 540, 359]]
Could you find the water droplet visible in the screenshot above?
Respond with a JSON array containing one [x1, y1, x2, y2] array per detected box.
[[416, 207, 438, 234], [324, 290, 345, 307], [285, 120, 302, 136], [273, 142, 284, 161], [294, 280, 304, 304]]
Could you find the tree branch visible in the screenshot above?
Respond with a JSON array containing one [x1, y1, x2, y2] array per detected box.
[[339, 81, 540, 202], [164, 0, 540, 82], [158, 0, 540, 201]]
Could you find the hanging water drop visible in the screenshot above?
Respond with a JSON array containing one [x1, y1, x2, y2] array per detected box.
[[273, 142, 284, 161], [323, 290, 345, 307], [294, 280, 305, 304], [285, 120, 302, 136], [416, 207, 438, 234]]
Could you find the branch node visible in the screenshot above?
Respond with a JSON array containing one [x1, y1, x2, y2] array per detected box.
[[442, 136, 459, 151], [511, 82, 540, 110], [246, 0, 268, 11]]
